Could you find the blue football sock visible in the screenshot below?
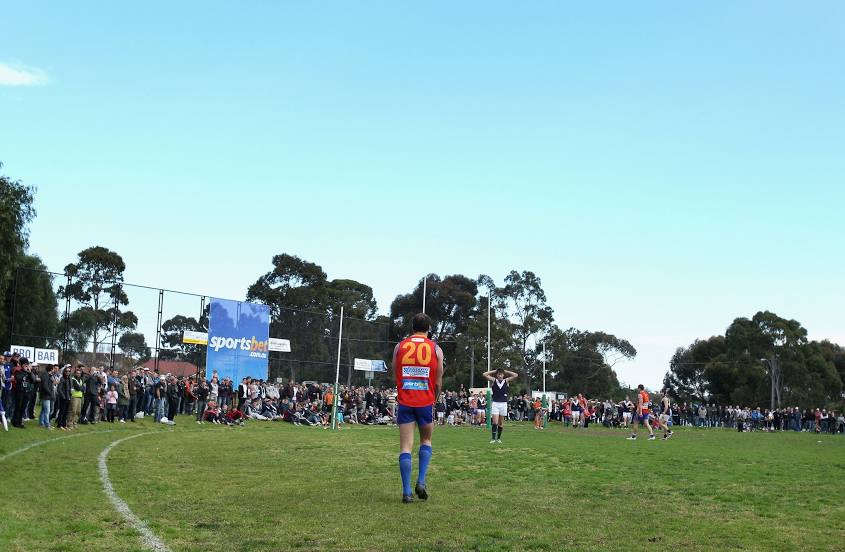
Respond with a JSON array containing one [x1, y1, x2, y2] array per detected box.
[[417, 445, 432, 486], [399, 452, 413, 495]]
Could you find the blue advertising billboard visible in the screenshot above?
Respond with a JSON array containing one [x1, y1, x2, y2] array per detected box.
[[206, 298, 270, 384]]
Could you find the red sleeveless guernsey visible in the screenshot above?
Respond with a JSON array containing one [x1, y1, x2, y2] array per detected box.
[[395, 334, 438, 407], [639, 390, 650, 414]]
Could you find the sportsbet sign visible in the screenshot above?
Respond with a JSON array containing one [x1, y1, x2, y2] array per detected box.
[[209, 335, 268, 357], [206, 298, 270, 383]]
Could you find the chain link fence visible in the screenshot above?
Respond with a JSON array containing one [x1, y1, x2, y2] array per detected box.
[[8, 267, 391, 386]]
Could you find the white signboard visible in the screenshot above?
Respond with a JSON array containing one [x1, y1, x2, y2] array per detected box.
[[10, 345, 34, 360], [268, 338, 291, 352], [34, 348, 59, 365], [354, 359, 387, 372], [182, 331, 209, 345], [10, 346, 58, 365]]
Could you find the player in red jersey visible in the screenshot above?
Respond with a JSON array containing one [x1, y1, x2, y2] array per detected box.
[[627, 384, 656, 441], [393, 313, 444, 503]]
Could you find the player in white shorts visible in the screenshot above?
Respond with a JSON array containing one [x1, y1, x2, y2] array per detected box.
[[571, 397, 582, 427], [483, 368, 519, 443], [656, 391, 674, 440]]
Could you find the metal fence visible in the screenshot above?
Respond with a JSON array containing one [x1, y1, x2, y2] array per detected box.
[[7, 267, 391, 386]]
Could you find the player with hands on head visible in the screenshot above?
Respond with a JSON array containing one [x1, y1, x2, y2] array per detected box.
[[483, 368, 518, 443]]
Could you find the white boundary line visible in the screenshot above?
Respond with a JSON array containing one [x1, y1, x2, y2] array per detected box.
[[99, 432, 172, 552], [0, 429, 116, 462]]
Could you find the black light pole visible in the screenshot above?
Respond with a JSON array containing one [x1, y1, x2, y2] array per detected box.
[[8, 268, 18, 348], [63, 273, 72, 357], [469, 346, 475, 389]]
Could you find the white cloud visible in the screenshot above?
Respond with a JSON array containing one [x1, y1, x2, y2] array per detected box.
[[0, 62, 49, 86]]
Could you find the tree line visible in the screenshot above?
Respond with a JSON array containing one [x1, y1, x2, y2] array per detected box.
[[665, 311, 845, 410], [2, 162, 842, 407]]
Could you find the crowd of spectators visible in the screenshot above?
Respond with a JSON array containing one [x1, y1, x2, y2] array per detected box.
[[2, 350, 843, 436], [0, 350, 402, 430], [528, 395, 845, 435]]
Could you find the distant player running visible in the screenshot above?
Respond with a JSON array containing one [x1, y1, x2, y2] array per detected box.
[[393, 313, 444, 503], [626, 384, 655, 441], [483, 368, 518, 443], [655, 390, 674, 440]]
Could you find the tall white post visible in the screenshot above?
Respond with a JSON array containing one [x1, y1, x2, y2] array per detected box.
[[331, 306, 344, 430], [422, 277, 427, 313], [542, 341, 546, 394]]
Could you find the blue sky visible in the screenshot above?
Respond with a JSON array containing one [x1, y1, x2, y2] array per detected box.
[[2, 2, 843, 388]]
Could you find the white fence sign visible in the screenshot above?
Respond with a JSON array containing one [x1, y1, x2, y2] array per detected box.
[[34, 348, 59, 364], [10, 345, 34, 360], [182, 330, 209, 345], [10, 345, 59, 365], [268, 338, 291, 352], [354, 359, 387, 372]]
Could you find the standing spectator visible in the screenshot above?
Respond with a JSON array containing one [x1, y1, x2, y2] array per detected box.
[[364, 386, 373, 413], [12, 358, 35, 428], [127, 369, 137, 420], [69, 366, 84, 428], [105, 385, 118, 422], [39, 364, 57, 429], [208, 375, 219, 406], [143, 368, 154, 414], [82, 366, 101, 424], [697, 404, 707, 428], [176, 377, 186, 414], [107, 369, 119, 391], [532, 396, 543, 429], [153, 374, 166, 423], [26, 362, 41, 421], [773, 408, 782, 431], [195, 379, 209, 423], [562, 398, 572, 427], [1, 351, 12, 413], [237, 377, 249, 410], [248, 379, 259, 402], [118, 375, 130, 423], [219, 377, 232, 408], [183, 376, 196, 415], [132, 370, 145, 420], [55, 365, 72, 430], [167, 375, 180, 423]]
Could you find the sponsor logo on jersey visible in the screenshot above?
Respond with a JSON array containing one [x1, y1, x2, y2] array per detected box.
[[402, 380, 429, 390], [402, 366, 430, 378]]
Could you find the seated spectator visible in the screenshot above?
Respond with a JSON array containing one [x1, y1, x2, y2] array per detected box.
[[223, 404, 245, 426], [247, 399, 270, 421], [202, 401, 220, 424]]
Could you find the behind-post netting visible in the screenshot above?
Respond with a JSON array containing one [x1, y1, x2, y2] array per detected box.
[[268, 306, 391, 389]]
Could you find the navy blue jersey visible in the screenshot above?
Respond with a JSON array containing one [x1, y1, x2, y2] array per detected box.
[[491, 379, 508, 402]]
